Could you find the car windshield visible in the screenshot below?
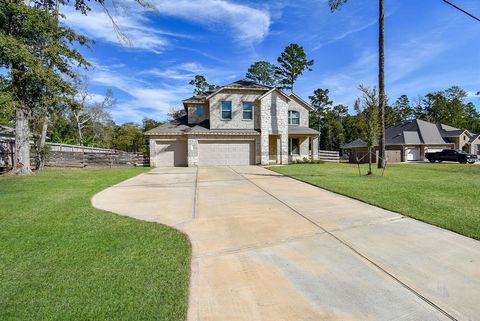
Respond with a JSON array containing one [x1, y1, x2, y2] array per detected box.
[[455, 150, 466, 154]]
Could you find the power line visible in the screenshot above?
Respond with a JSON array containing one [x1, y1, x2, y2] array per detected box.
[[442, 0, 480, 22]]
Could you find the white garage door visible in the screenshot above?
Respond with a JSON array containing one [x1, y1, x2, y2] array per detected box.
[[153, 140, 187, 167], [198, 140, 255, 166], [406, 147, 419, 161]]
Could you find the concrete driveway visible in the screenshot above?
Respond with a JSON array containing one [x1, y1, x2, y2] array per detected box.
[[92, 166, 480, 321]]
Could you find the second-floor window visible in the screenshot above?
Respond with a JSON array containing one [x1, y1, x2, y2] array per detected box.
[[197, 104, 204, 117], [288, 111, 300, 125], [243, 102, 253, 120], [221, 101, 232, 120]]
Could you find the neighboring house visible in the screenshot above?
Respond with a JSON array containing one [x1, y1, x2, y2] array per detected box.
[[343, 119, 480, 163], [145, 79, 319, 167]]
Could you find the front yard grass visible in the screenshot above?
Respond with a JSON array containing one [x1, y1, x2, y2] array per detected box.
[[0, 168, 191, 321], [270, 163, 480, 240]]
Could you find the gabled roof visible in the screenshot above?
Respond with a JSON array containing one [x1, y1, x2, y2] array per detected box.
[[144, 116, 190, 135], [288, 93, 313, 111], [256, 87, 291, 102], [342, 138, 367, 149], [469, 133, 480, 144]]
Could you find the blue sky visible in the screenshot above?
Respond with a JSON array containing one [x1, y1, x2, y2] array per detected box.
[[62, 0, 480, 124]]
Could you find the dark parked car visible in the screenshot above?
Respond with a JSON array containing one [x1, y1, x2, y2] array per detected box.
[[425, 149, 478, 164]]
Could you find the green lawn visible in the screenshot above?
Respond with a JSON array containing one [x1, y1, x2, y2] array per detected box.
[[270, 163, 480, 240], [0, 168, 191, 321]]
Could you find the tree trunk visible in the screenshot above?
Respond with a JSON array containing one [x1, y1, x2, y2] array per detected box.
[[12, 106, 32, 175], [377, 0, 386, 169], [36, 116, 48, 170], [368, 146, 373, 175]]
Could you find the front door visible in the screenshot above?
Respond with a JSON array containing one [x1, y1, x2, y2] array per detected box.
[[269, 135, 278, 163]]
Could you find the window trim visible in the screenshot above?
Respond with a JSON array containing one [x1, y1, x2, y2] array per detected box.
[[242, 101, 253, 120], [196, 104, 204, 117], [221, 101, 232, 120], [288, 110, 300, 125]]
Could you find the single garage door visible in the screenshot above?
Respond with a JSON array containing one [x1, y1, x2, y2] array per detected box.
[[198, 140, 255, 165], [406, 147, 419, 161], [153, 140, 187, 167], [385, 150, 401, 163]]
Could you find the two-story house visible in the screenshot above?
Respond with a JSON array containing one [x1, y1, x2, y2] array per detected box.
[[145, 79, 319, 166]]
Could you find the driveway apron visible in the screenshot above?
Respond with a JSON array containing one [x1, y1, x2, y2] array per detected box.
[[92, 166, 480, 321]]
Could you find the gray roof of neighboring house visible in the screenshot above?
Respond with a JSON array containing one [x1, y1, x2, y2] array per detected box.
[[469, 133, 480, 143], [384, 119, 449, 145], [343, 119, 465, 149], [342, 138, 367, 149], [437, 123, 465, 137], [288, 126, 319, 135]]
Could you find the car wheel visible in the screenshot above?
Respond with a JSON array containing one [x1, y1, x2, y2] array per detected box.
[[429, 159, 435, 163], [460, 159, 467, 164]]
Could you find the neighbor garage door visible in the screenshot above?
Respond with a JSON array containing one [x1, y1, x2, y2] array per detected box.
[[385, 150, 401, 163], [406, 147, 419, 161], [198, 140, 255, 165], [153, 140, 187, 167]]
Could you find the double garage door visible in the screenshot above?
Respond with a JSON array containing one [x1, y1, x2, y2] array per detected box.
[[152, 139, 255, 166], [198, 140, 255, 166]]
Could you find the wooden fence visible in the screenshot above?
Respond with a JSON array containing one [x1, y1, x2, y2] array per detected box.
[[1, 142, 148, 172], [318, 150, 340, 162]]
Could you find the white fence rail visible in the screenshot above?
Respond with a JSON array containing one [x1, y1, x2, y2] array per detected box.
[[319, 150, 339, 162]]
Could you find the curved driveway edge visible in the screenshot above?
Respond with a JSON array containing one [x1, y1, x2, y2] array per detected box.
[[92, 166, 480, 321]]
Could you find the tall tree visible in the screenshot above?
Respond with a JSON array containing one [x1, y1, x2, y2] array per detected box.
[[189, 75, 217, 95], [355, 85, 380, 175], [142, 117, 162, 132], [0, 0, 88, 175], [276, 43, 314, 92], [329, 0, 386, 168], [245, 61, 278, 86], [309, 88, 332, 150], [385, 94, 414, 126]]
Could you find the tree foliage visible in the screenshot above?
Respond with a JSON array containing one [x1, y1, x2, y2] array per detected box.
[[189, 74, 217, 95], [276, 43, 313, 92], [245, 61, 278, 86]]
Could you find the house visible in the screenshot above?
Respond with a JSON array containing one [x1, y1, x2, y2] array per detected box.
[[145, 79, 319, 167], [342, 119, 480, 163]]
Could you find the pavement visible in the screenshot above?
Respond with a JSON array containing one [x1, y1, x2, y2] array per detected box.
[[92, 166, 480, 321]]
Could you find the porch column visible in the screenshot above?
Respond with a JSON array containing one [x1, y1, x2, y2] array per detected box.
[[280, 134, 288, 164], [260, 132, 269, 165], [312, 136, 319, 160]]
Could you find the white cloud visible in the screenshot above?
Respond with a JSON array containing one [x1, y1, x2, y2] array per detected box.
[[88, 64, 191, 123], [62, 7, 174, 53], [143, 62, 206, 80], [148, 0, 271, 43]]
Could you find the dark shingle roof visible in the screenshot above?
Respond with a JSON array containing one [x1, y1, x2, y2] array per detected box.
[[223, 79, 272, 90], [288, 126, 319, 135], [145, 117, 260, 136], [469, 133, 480, 143], [144, 116, 190, 135], [384, 119, 448, 145], [342, 138, 367, 149]]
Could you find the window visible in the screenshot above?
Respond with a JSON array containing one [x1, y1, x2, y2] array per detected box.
[[221, 101, 232, 120], [289, 138, 299, 155], [243, 102, 253, 120], [196, 104, 204, 116], [288, 111, 300, 125]]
